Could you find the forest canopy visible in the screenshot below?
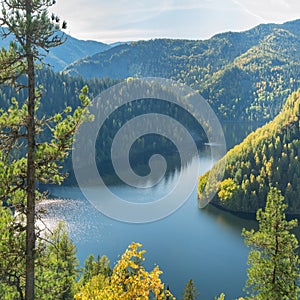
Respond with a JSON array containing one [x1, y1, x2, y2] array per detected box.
[[198, 88, 300, 214]]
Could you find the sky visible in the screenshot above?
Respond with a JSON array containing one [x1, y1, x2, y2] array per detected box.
[[51, 0, 300, 44]]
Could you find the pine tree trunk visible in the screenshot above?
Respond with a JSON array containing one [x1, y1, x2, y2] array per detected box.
[[25, 53, 36, 300], [25, 2, 36, 299], [25, 51, 36, 300]]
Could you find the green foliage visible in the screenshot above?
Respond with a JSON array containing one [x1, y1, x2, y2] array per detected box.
[[0, 84, 92, 297], [0, 85, 92, 202], [0, 1, 95, 296], [242, 188, 300, 299], [79, 254, 111, 286], [198, 89, 300, 213], [182, 278, 199, 300], [35, 222, 79, 300], [0, 1, 78, 298], [0, 205, 26, 299], [0, 211, 79, 299]]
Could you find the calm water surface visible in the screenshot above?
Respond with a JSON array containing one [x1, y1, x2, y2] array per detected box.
[[41, 122, 261, 299]]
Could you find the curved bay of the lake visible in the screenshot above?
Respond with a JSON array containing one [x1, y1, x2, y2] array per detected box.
[[41, 122, 263, 299]]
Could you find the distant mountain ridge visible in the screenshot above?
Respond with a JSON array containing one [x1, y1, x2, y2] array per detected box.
[[63, 19, 300, 121], [64, 19, 300, 79], [0, 27, 112, 71], [46, 34, 111, 71]]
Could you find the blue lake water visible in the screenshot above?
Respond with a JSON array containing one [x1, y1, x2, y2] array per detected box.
[[40, 122, 260, 299]]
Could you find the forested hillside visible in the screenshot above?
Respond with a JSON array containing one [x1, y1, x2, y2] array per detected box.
[[64, 19, 300, 121], [198, 89, 300, 214], [0, 71, 206, 185], [0, 68, 116, 113]]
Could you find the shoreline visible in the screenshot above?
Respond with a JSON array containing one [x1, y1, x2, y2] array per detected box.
[[208, 201, 300, 221]]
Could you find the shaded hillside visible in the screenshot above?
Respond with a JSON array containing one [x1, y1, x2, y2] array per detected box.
[[198, 89, 300, 214], [64, 19, 300, 121], [0, 28, 111, 71], [0, 69, 117, 114], [0, 71, 207, 185]]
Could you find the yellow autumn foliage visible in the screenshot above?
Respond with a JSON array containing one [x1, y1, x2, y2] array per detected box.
[[75, 242, 175, 300]]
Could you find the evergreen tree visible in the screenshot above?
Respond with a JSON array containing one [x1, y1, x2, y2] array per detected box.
[[0, 206, 26, 299], [80, 253, 111, 286], [0, 1, 91, 299], [0, 210, 80, 299], [242, 187, 300, 299], [182, 279, 199, 300], [36, 222, 80, 300]]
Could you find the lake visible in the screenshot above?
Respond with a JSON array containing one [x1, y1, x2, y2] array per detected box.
[[40, 122, 261, 299]]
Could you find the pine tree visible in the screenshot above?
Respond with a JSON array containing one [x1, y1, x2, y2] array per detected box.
[[242, 187, 300, 299], [36, 222, 79, 300], [80, 253, 111, 286], [182, 278, 199, 300], [0, 1, 91, 299], [0, 205, 26, 299]]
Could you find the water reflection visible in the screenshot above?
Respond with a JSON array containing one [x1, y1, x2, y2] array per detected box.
[[222, 121, 264, 150], [202, 204, 258, 234]]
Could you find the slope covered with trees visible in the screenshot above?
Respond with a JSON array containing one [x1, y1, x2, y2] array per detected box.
[[64, 19, 300, 121], [0, 70, 207, 185], [198, 88, 300, 214], [0, 68, 117, 114]]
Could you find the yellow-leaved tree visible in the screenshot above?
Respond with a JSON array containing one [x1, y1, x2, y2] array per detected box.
[[75, 242, 175, 300]]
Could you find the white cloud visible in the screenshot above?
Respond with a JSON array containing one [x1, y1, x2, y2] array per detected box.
[[232, 0, 300, 22], [53, 0, 216, 40], [50, 0, 300, 43]]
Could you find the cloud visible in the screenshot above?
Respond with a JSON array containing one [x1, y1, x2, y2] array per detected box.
[[232, 0, 300, 22], [53, 0, 217, 30], [53, 0, 224, 40], [50, 0, 300, 43]]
